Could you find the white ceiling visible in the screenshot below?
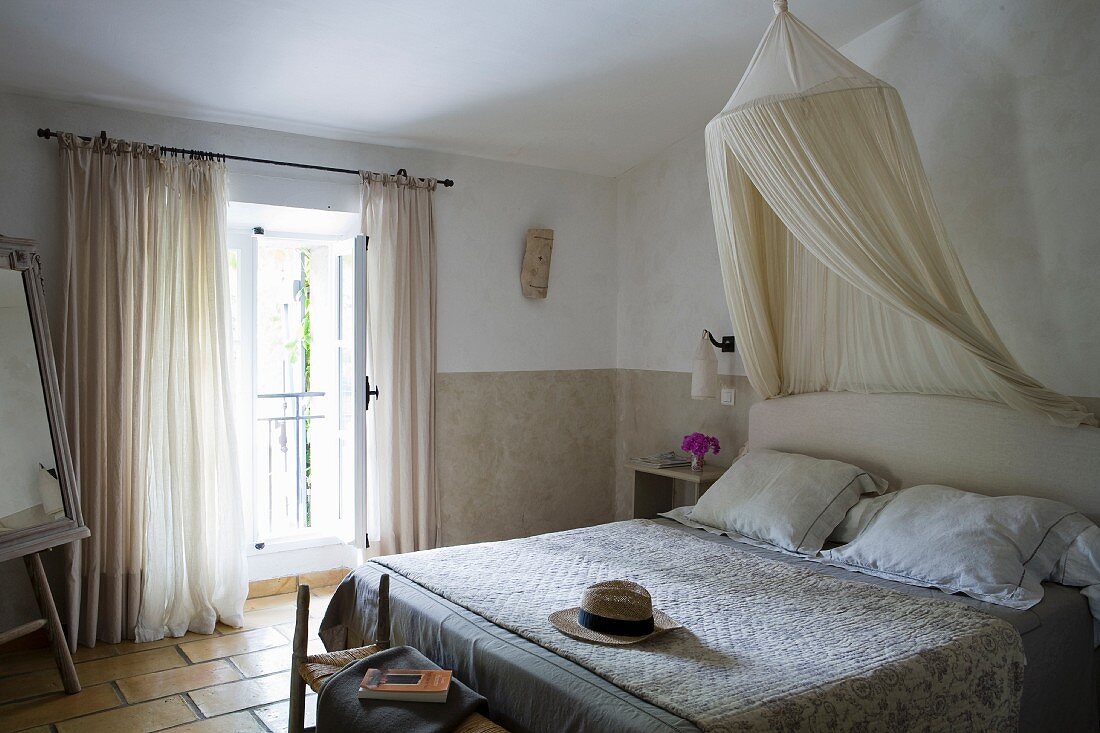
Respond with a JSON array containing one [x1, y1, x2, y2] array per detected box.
[[0, 0, 920, 176]]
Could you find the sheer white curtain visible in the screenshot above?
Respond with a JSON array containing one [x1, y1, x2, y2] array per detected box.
[[59, 134, 247, 646], [705, 4, 1095, 428], [361, 172, 438, 554]]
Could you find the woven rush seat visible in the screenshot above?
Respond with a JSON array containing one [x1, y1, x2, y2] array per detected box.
[[290, 574, 510, 733], [452, 713, 510, 733], [298, 645, 384, 693]]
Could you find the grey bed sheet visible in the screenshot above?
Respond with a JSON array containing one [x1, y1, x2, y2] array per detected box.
[[319, 519, 1099, 733]]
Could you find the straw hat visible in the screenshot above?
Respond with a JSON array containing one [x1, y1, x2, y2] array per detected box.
[[549, 580, 681, 645]]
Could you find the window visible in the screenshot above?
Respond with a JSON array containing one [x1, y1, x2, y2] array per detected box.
[[227, 203, 365, 549]]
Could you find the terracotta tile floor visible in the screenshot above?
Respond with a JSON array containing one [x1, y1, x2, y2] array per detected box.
[[0, 586, 335, 733]]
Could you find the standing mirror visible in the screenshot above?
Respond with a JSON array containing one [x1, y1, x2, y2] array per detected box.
[[0, 235, 88, 692]]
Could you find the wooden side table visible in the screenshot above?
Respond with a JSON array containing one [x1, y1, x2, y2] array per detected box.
[[626, 462, 727, 519]]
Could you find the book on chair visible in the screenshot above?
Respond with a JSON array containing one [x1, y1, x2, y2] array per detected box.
[[358, 668, 452, 703]]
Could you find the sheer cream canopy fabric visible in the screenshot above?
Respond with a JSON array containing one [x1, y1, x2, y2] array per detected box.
[[705, 2, 1094, 428]]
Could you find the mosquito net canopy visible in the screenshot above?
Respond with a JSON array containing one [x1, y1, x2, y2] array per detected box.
[[705, 0, 1094, 427]]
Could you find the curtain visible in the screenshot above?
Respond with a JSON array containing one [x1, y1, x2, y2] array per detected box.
[[360, 172, 438, 554], [59, 134, 247, 647], [705, 6, 1095, 428]]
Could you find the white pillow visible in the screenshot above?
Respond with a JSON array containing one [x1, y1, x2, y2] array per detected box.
[[1054, 525, 1100, 587], [688, 448, 887, 555], [827, 492, 896, 545], [821, 484, 1093, 609], [1050, 526, 1100, 644]]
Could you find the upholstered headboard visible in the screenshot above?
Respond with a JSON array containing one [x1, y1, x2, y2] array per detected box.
[[748, 392, 1100, 522]]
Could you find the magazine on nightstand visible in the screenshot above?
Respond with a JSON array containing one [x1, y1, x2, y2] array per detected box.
[[631, 451, 691, 468]]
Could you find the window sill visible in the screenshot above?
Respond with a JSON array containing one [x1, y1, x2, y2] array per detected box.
[[247, 533, 349, 556], [246, 534, 363, 581]]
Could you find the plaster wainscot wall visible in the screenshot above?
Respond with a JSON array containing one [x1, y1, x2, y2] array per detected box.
[[613, 371, 758, 520], [436, 370, 618, 546]]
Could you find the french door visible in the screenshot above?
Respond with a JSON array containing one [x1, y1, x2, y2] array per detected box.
[[227, 223, 369, 550]]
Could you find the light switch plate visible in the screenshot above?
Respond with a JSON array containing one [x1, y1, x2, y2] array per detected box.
[[721, 388, 735, 406]]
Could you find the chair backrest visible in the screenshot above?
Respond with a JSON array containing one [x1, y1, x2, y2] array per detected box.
[[292, 584, 312, 661], [376, 573, 390, 649], [293, 573, 390, 651]]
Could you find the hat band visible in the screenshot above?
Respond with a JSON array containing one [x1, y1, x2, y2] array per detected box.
[[577, 608, 655, 637]]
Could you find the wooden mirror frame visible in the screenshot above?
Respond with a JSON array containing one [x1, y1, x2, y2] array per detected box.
[[0, 235, 88, 693], [0, 236, 89, 563]]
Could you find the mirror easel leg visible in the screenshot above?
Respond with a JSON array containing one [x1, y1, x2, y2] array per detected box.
[[24, 552, 81, 693]]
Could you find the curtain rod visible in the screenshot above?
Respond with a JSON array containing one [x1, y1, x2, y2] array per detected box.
[[35, 128, 455, 188]]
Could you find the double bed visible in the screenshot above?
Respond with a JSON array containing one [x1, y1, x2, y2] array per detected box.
[[319, 393, 1100, 732]]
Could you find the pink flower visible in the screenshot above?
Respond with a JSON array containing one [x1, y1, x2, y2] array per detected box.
[[681, 432, 721, 458]]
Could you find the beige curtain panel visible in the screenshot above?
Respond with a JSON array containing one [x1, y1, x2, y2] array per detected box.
[[705, 2, 1095, 428], [361, 172, 439, 554], [59, 134, 247, 647]]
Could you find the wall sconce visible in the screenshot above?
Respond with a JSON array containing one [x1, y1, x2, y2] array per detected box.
[[703, 330, 736, 353], [691, 330, 735, 400]]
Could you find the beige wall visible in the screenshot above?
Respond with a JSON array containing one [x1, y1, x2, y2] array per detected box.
[[613, 371, 757, 520], [615, 133, 742, 378], [438, 366, 1097, 540], [435, 368, 755, 544], [839, 0, 1100, 397], [0, 92, 618, 374], [436, 370, 618, 546]]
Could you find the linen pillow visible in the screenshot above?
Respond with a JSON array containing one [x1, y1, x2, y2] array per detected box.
[[1055, 525, 1100, 587], [827, 492, 896, 545], [1050, 527, 1100, 645], [821, 484, 1094, 609], [688, 448, 887, 555]]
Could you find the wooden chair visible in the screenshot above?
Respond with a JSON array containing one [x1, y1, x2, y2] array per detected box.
[[289, 574, 509, 733]]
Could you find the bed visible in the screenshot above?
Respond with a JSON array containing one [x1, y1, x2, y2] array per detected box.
[[319, 392, 1100, 732]]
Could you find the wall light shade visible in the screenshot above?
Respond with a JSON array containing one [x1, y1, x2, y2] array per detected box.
[[691, 332, 719, 400]]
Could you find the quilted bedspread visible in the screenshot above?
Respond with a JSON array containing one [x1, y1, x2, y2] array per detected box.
[[375, 520, 1025, 733]]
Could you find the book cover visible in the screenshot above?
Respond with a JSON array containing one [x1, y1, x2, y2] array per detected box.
[[357, 668, 452, 703]]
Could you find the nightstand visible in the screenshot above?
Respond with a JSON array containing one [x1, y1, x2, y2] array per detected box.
[[626, 461, 727, 519]]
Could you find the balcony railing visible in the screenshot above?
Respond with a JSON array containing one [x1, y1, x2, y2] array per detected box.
[[256, 390, 325, 535]]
